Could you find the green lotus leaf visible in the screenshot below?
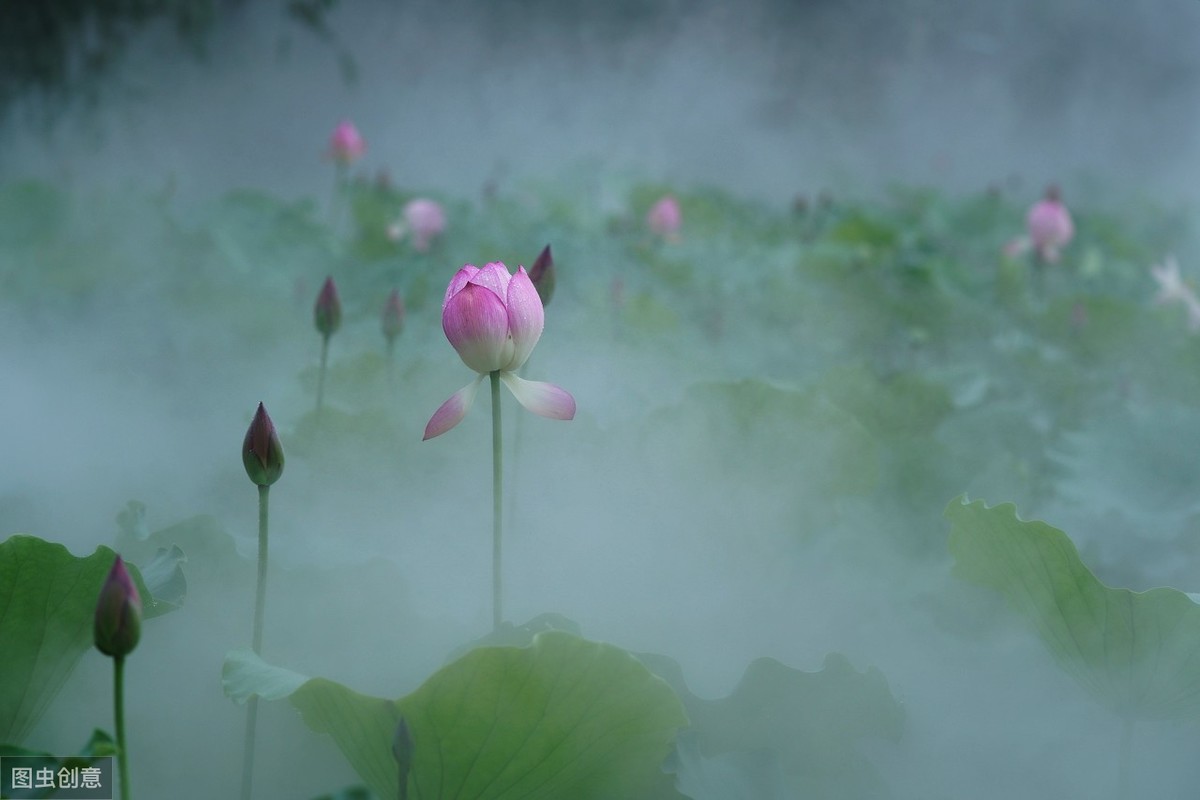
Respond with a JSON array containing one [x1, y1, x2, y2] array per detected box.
[[223, 630, 689, 799], [0, 535, 174, 743], [639, 650, 903, 799], [946, 496, 1200, 720]]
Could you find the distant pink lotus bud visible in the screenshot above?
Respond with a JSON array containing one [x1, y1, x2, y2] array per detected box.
[[314, 276, 342, 338], [328, 120, 365, 165], [243, 402, 285, 487], [403, 199, 446, 252], [647, 195, 682, 241], [423, 262, 576, 440], [529, 244, 555, 306], [1026, 186, 1074, 263], [94, 556, 142, 658], [382, 289, 405, 343]]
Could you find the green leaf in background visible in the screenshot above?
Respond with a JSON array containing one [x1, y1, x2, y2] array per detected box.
[[0, 535, 179, 743], [223, 630, 689, 799], [310, 788, 374, 800], [946, 496, 1200, 721], [639, 651, 903, 799]]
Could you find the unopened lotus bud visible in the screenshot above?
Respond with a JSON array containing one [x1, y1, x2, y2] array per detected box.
[[243, 402, 285, 487], [314, 276, 342, 338], [328, 120, 365, 165], [382, 289, 405, 343], [94, 556, 142, 658], [529, 244, 556, 306], [392, 716, 414, 770]]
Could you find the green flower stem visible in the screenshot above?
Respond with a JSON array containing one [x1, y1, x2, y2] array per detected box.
[[330, 163, 346, 231], [491, 370, 503, 631], [1117, 717, 1134, 800], [113, 655, 129, 800], [240, 484, 270, 800], [316, 334, 331, 418]]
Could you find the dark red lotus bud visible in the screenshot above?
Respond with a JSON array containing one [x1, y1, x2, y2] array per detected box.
[[243, 402, 285, 487], [94, 556, 142, 658], [314, 276, 342, 338], [382, 289, 405, 343], [529, 244, 555, 306]]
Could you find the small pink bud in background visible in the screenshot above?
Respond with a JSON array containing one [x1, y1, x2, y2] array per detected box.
[[314, 276, 342, 338], [328, 120, 365, 165], [529, 244, 556, 306], [382, 289, 405, 343], [1026, 185, 1074, 263], [94, 556, 142, 658], [647, 195, 682, 241], [243, 402, 285, 487], [402, 199, 446, 252]]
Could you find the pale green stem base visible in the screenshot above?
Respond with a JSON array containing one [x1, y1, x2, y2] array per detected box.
[[1117, 717, 1134, 800], [114, 655, 129, 800], [316, 335, 331, 419], [239, 485, 270, 800], [491, 371, 503, 631]]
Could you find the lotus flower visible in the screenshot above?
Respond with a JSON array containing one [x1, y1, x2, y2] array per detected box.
[[314, 276, 342, 338], [409, 199, 447, 251], [529, 244, 555, 306], [94, 556, 142, 658], [424, 262, 575, 440], [647, 195, 682, 241], [1026, 185, 1074, 263], [1151, 256, 1200, 332], [328, 120, 365, 165], [243, 402, 285, 487]]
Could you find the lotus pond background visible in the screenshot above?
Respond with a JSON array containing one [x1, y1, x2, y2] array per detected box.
[[4, 2, 1200, 799]]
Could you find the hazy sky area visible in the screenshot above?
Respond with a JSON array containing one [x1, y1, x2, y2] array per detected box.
[[5, 2, 1200, 799], [2, 0, 1199, 205]]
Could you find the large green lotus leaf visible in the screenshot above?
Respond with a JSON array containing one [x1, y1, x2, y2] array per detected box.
[[639, 651, 903, 799], [0, 536, 171, 743], [946, 496, 1200, 720], [223, 630, 689, 799]]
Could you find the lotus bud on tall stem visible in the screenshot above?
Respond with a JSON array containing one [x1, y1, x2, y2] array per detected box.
[[393, 716, 414, 800], [95, 556, 141, 800], [510, 246, 555, 531], [423, 262, 576, 630], [314, 277, 342, 419], [327, 120, 365, 231], [239, 403, 284, 800]]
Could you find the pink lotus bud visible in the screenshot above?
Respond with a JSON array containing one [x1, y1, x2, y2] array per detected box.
[[314, 276, 342, 338], [382, 289, 405, 342], [1026, 186, 1074, 263], [441, 263, 542, 374], [647, 195, 682, 240], [403, 199, 446, 252], [243, 402, 285, 487], [94, 556, 142, 658], [328, 120, 365, 165], [529, 244, 555, 306], [423, 262, 576, 439]]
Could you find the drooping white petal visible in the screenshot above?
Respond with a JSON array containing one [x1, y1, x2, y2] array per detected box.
[[423, 376, 484, 440], [499, 372, 576, 420]]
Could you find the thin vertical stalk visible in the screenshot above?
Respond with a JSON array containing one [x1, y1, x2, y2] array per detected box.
[[330, 163, 346, 232], [1117, 717, 1134, 800], [240, 484, 270, 800], [316, 335, 330, 418], [113, 655, 129, 800], [490, 370, 503, 631]]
